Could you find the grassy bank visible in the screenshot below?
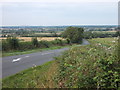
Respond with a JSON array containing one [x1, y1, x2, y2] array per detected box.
[[2, 38, 120, 88], [2, 60, 58, 88], [55, 37, 119, 88]]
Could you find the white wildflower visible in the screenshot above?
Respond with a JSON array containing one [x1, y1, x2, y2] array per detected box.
[[112, 41, 116, 43], [108, 47, 112, 50], [98, 43, 101, 45], [33, 64, 36, 67]]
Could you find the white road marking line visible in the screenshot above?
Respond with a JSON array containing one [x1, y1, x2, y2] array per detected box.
[[25, 56, 29, 57], [41, 52, 53, 55], [12, 56, 29, 62], [12, 58, 21, 62]]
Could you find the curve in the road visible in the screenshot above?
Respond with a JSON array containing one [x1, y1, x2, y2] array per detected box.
[[2, 39, 89, 78]]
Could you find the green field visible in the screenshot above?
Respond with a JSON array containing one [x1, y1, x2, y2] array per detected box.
[[2, 38, 120, 88]]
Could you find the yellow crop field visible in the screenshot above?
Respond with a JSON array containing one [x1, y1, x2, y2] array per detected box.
[[0, 37, 63, 42]]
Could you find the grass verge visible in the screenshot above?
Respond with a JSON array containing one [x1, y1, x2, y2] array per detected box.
[[2, 45, 71, 57], [2, 60, 59, 88]]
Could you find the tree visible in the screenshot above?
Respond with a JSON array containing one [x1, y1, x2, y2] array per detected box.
[[115, 30, 120, 37], [62, 26, 84, 44], [7, 37, 19, 50], [55, 39, 63, 46], [32, 37, 39, 47]]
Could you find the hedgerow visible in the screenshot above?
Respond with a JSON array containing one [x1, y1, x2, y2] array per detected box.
[[54, 38, 120, 89], [2, 37, 69, 52]]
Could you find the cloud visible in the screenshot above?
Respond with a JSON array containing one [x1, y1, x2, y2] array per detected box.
[[0, 1, 118, 26]]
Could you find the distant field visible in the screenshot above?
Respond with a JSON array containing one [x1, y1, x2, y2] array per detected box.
[[34, 33, 61, 35], [0, 37, 63, 41], [93, 30, 116, 33]]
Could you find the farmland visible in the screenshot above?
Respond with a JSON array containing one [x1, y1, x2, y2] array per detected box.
[[0, 37, 63, 42], [1, 0, 119, 88], [2, 37, 120, 88]]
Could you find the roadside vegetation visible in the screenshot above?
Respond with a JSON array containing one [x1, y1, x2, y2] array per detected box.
[[2, 60, 58, 88], [2, 37, 68, 52], [1, 37, 69, 57], [55, 37, 120, 88], [2, 37, 120, 89]]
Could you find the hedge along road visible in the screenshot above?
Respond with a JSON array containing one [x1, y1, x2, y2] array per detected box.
[[2, 39, 89, 78]]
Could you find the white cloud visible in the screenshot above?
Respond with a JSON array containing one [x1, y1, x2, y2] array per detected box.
[[0, 0, 118, 26]]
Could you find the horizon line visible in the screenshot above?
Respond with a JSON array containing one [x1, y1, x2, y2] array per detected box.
[[0, 24, 118, 27]]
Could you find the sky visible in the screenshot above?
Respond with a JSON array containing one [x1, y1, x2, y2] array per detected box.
[[0, 0, 119, 26]]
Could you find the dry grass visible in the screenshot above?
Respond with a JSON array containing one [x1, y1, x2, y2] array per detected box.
[[36, 61, 58, 88], [2, 60, 59, 88], [0, 37, 63, 41]]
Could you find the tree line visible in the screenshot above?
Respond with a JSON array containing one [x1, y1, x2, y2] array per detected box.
[[2, 37, 69, 52], [83, 31, 120, 39], [1, 26, 84, 52]]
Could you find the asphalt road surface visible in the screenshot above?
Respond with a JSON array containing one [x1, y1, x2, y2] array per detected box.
[[2, 39, 89, 78]]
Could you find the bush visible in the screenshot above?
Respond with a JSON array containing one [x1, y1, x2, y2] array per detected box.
[[54, 38, 119, 88], [66, 38, 71, 45], [7, 37, 19, 50], [19, 42, 34, 51], [55, 39, 64, 46], [39, 41, 51, 48], [2, 37, 69, 52], [2, 40, 10, 51], [31, 37, 39, 47], [2, 37, 20, 51], [62, 26, 84, 44], [115, 31, 120, 37]]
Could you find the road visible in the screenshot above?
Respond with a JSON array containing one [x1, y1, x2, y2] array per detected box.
[[2, 39, 89, 78]]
